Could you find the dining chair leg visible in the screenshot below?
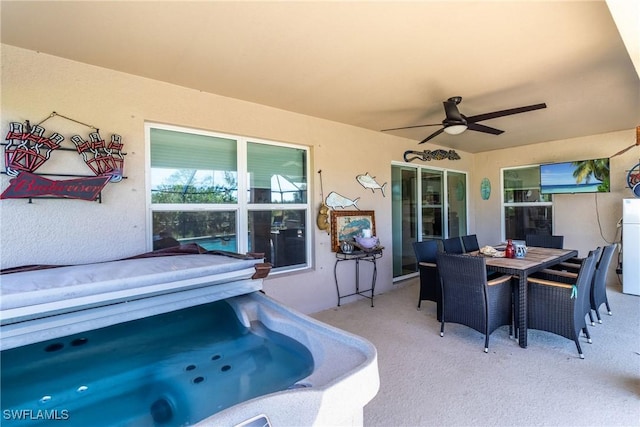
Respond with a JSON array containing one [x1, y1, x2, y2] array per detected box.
[[574, 338, 584, 359], [589, 311, 596, 326], [440, 320, 445, 337]]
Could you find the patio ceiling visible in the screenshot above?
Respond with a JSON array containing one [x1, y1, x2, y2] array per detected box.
[[1, 1, 638, 153]]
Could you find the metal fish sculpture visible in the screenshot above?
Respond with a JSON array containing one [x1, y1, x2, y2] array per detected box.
[[325, 191, 360, 210], [403, 149, 461, 163], [356, 172, 387, 197]]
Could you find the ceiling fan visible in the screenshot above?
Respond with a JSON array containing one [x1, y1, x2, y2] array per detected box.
[[381, 96, 547, 144]]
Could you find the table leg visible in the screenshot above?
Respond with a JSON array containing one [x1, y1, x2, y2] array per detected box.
[[518, 274, 527, 348], [370, 257, 377, 307], [334, 259, 341, 306], [355, 258, 360, 293]]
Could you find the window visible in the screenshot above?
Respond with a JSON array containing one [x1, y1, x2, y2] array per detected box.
[[148, 124, 310, 272], [391, 163, 467, 279], [502, 165, 553, 240]]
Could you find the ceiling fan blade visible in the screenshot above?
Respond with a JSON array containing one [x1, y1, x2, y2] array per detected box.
[[465, 103, 547, 123], [466, 122, 504, 135], [418, 128, 445, 144], [380, 123, 442, 132]]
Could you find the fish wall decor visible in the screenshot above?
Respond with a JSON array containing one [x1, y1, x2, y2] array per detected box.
[[356, 172, 386, 197], [325, 191, 360, 210], [403, 149, 460, 163]]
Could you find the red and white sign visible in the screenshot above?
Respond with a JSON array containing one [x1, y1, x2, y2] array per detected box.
[[1, 172, 111, 201]]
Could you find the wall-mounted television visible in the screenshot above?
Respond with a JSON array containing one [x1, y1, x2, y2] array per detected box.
[[540, 158, 610, 194]]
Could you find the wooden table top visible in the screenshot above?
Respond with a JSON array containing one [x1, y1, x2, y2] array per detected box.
[[418, 247, 579, 272], [468, 247, 578, 272]]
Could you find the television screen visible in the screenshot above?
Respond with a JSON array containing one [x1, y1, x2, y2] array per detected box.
[[540, 158, 610, 194]]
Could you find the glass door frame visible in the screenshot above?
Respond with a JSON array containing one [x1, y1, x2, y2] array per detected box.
[[391, 161, 469, 281]]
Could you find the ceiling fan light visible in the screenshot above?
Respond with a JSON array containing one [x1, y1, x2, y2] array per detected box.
[[443, 124, 467, 135]]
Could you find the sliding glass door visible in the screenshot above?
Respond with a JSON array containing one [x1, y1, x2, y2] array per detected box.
[[391, 164, 467, 279], [446, 171, 467, 238]]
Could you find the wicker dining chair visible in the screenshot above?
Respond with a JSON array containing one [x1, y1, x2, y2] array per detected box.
[[526, 251, 598, 358], [412, 240, 441, 319], [525, 234, 564, 249], [442, 237, 464, 254], [589, 244, 617, 325], [533, 245, 613, 326], [461, 234, 480, 253], [436, 252, 513, 353]]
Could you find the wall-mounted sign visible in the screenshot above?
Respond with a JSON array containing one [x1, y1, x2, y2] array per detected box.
[[1, 172, 110, 201], [2, 112, 125, 202]]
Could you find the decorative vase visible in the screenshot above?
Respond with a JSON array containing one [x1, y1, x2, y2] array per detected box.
[[340, 241, 354, 254], [505, 239, 515, 259]]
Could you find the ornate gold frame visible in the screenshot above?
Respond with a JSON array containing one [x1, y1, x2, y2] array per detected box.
[[330, 210, 376, 252]]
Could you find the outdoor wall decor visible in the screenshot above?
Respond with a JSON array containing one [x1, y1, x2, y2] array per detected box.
[[627, 162, 640, 197], [1, 112, 125, 202], [480, 177, 491, 200], [356, 172, 386, 197], [403, 149, 460, 163], [325, 191, 360, 210], [316, 170, 331, 234], [330, 210, 375, 252]]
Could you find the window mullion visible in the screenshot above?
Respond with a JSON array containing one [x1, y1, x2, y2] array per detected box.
[[236, 138, 248, 254]]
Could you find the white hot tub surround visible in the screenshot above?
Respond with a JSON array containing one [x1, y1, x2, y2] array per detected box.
[[0, 251, 379, 426]]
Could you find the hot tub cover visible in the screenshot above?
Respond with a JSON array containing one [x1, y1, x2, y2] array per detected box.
[[1, 245, 267, 326]]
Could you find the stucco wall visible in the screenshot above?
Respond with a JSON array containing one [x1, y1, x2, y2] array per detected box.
[[2, 45, 635, 314], [1, 45, 477, 314], [472, 129, 637, 289]]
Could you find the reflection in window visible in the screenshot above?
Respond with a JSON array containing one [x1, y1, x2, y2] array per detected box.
[[149, 125, 310, 272], [150, 128, 238, 204], [247, 142, 307, 204], [391, 164, 467, 279], [249, 210, 306, 268], [153, 211, 237, 251], [502, 166, 553, 240], [504, 206, 553, 240], [421, 170, 443, 239], [447, 171, 467, 237]]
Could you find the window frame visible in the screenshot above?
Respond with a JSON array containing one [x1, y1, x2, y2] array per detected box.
[[145, 122, 312, 274], [500, 164, 554, 241]]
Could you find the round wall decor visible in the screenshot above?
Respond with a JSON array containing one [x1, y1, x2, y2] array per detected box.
[[627, 162, 640, 196]]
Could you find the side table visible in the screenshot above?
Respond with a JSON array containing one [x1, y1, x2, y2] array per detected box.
[[334, 248, 383, 307]]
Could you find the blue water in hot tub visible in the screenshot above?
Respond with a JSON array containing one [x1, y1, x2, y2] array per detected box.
[[1, 300, 314, 426]]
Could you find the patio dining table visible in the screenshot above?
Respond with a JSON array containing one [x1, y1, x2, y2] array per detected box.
[[472, 246, 579, 348]]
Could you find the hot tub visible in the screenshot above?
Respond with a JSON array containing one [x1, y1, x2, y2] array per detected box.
[[1, 248, 379, 426]]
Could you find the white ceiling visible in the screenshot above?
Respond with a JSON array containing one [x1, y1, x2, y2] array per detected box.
[[1, 0, 638, 153]]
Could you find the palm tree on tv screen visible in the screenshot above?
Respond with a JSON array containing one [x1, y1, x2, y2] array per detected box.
[[572, 159, 610, 192]]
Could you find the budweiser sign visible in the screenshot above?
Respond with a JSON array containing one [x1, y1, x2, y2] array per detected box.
[[1, 172, 111, 201]]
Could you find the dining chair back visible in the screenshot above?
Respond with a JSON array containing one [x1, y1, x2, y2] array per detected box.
[[436, 252, 513, 353], [442, 237, 464, 254], [589, 244, 617, 324], [461, 234, 480, 252], [525, 234, 564, 249], [412, 240, 441, 317], [527, 251, 597, 358]]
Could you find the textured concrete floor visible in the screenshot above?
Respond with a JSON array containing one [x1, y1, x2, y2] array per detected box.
[[312, 277, 640, 427]]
